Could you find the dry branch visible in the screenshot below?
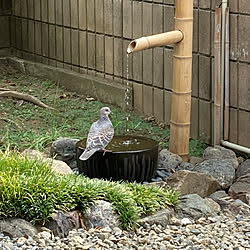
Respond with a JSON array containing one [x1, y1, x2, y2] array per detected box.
[[0, 88, 11, 91], [0, 90, 55, 110], [0, 117, 22, 129]]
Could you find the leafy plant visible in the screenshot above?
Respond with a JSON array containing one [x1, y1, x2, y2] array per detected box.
[[0, 150, 178, 229]]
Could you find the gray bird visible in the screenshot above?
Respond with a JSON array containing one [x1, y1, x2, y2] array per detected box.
[[79, 107, 114, 161]]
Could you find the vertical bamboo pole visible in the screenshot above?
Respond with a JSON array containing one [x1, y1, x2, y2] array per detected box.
[[169, 0, 193, 161]]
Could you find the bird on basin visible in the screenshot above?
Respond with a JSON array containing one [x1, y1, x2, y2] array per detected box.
[[79, 107, 114, 161]]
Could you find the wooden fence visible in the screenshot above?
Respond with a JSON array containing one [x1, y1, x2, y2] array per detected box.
[[0, 0, 249, 147]]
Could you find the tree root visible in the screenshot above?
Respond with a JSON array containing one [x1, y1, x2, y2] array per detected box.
[[0, 90, 55, 110]]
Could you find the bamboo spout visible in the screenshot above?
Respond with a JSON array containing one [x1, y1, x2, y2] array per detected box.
[[127, 30, 183, 54], [126, 0, 193, 162]]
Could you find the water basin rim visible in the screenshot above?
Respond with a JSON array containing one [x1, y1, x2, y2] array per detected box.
[[77, 145, 158, 154], [77, 135, 159, 154]]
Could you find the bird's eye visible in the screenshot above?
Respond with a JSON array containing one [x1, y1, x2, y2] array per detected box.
[[105, 109, 109, 112]]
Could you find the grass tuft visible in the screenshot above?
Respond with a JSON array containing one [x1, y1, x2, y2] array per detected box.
[[0, 150, 178, 229]]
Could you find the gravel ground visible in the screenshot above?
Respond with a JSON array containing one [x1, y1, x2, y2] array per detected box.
[[0, 213, 249, 250]]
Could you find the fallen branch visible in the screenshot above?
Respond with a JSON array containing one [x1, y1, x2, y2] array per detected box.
[[0, 88, 11, 91], [0, 91, 55, 110], [0, 117, 22, 129]]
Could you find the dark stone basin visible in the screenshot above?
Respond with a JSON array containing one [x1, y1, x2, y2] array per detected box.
[[76, 135, 159, 183]]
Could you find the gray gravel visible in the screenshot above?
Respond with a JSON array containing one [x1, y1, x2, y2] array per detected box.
[[0, 214, 249, 250]]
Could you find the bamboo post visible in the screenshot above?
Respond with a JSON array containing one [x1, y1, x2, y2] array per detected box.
[[169, 0, 193, 161]]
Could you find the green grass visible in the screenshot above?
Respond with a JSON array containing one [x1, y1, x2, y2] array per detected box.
[[0, 150, 179, 228], [0, 70, 207, 156]]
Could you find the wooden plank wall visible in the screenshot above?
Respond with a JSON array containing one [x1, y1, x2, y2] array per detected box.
[[0, 0, 11, 55], [228, 0, 250, 148], [9, 0, 250, 147]]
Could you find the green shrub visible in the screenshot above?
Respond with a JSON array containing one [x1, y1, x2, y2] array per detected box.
[[0, 150, 178, 228]]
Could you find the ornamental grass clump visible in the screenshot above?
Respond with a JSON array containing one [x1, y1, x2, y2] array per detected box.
[[0, 150, 179, 229]]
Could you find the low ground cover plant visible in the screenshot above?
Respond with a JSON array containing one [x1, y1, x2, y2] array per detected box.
[[0, 150, 179, 229]]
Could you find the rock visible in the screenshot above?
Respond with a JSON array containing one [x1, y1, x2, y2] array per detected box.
[[156, 169, 168, 179], [237, 156, 245, 165], [0, 218, 38, 238], [157, 149, 183, 171], [209, 190, 228, 200], [228, 173, 250, 204], [46, 158, 73, 175], [176, 194, 220, 220], [44, 210, 80, 238], [203, 146, 238, 169], [193, 159, 236, 189], [145, 181, 170, 189], [204, 198, 221, 214], [22, 149, 73, 175], [169, 216, 181, 226], [175, 162, 195, 172], [155, 162, 195, 180], [203, 145, 237, 160], [213, 197, 250, 218], [156, 151, 194, 179], [151, 177, 163, 182], [50, 138, 79, 169], [83, 200, 120, 230], [137, 208, 174, 227], [189, 156, 203, 165], [180, 217, 193, 225], [165, 170, 219, 198], [236, 159, 250, 179], [22, 149, 47, 159], [37, 231, 52, 240]]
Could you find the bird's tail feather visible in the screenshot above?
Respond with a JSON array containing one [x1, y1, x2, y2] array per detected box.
[[79, 149, 97, 161]]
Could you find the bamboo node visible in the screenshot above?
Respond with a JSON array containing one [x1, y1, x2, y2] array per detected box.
[[174, 17, 193, 21], [170, 120, 191, 127], [145, 37, 151, 49], [173, 55, 192, 59], [171, 90, 192, 95]]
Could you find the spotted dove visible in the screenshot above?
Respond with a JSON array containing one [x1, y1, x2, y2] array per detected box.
[[79, 107, 114, 161]]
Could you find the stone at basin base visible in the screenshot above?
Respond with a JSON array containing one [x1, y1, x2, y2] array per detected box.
[[22, 149, 73, 175]]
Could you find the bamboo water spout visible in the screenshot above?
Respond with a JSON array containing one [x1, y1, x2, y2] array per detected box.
[[127, 0, 193, 161], [127, 30, 183, 54]]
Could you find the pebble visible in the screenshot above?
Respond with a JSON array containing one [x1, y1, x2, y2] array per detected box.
[[151, 177, 163, 182], [0, 213, 249, 249], [181, 217, 193, 225], [156, 170, 168, 178]]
